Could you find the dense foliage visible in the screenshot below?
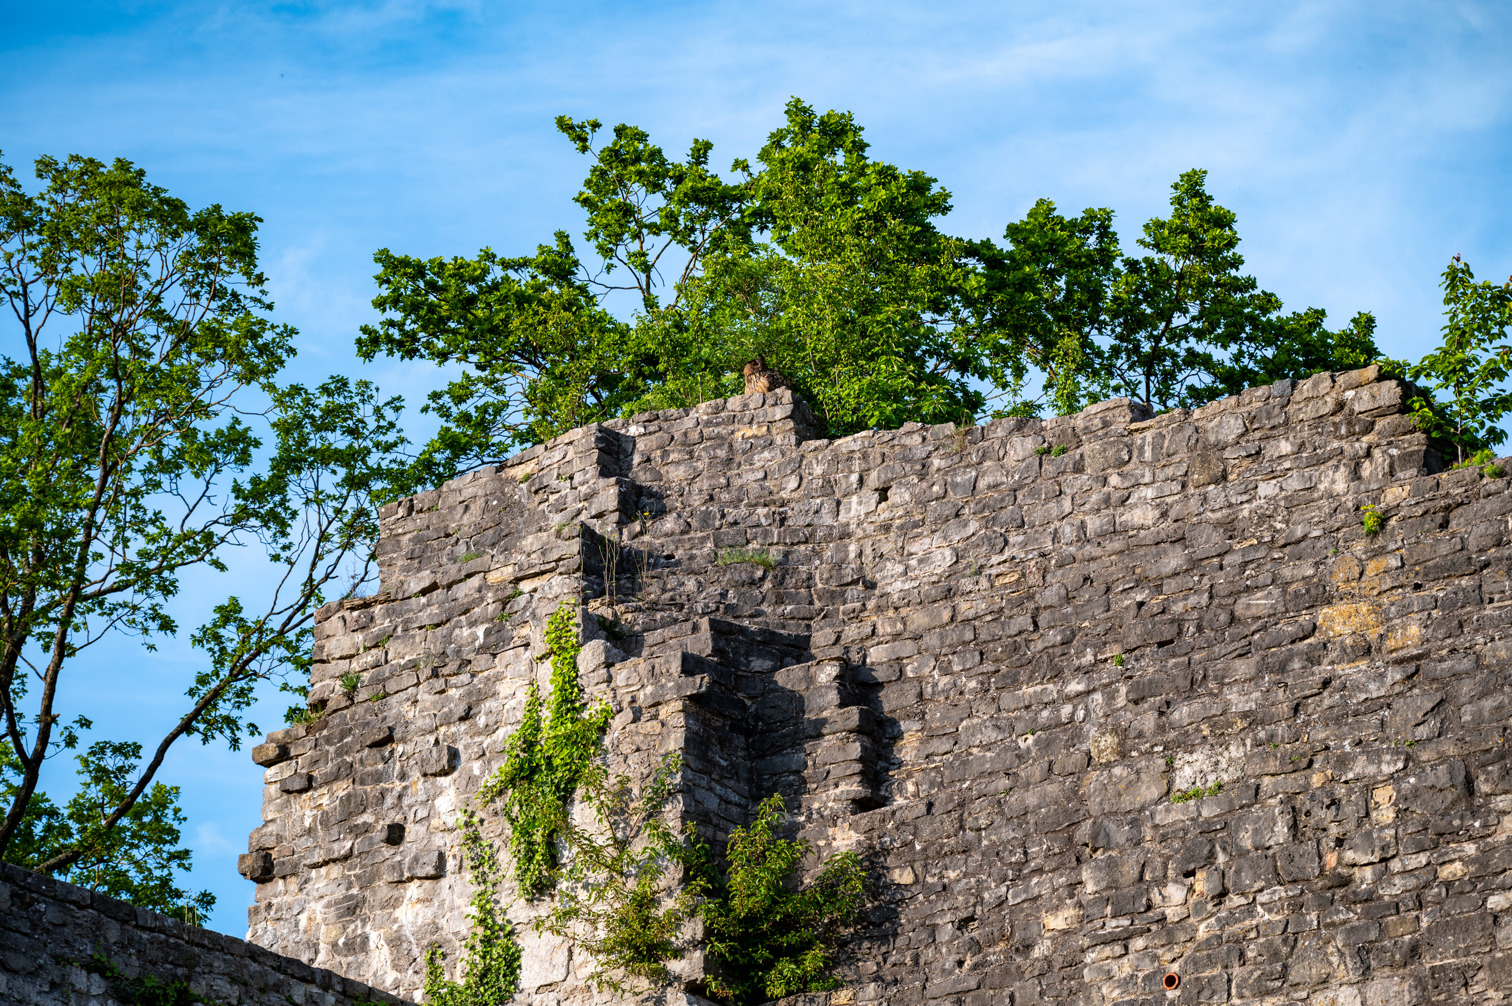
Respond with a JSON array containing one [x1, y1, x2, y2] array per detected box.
[[693, 794, 865, 1004], [359, 101, 1384, 482], [0, 152, 408, 905]]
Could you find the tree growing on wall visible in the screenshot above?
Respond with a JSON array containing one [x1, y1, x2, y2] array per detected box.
[[971, 172, 1383, 414], [359, 102, 1382, 482], [1406, 255, 1512, 464], [0, 152, 408, 903]]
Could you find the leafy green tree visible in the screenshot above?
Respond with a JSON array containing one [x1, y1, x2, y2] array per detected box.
[[0, 152, 408, 887], [663, 102, 986, 435], [974, 171, 1382, 414], [1406, 255, 1512, 464], [970, 199, 1120, 416], [361, 100, 990, 473], [361, 107, 1382, 473], [0, 738, 213, 918]]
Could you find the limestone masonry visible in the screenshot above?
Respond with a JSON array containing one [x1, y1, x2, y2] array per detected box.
[[0, 862, 402, 1005], [232, 365, 1512, 1006]]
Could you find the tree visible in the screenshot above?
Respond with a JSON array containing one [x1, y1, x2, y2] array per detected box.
[[360, 100, 990, 473], [360, 106, 1382, 476], [669, 102, 986, 435], [1, 737, 213, 917], [973, 171, 1382, 414], [1407, 255, 1512, 464], [0, 152, 408, 890], [970, 199, 1120, 416]]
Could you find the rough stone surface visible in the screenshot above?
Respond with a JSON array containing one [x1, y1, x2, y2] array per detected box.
[[0, 862, 405, 1005], [241, 369, 1512, 1005]]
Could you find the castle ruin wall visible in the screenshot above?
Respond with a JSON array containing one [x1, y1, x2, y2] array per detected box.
[[243, 367, 1512, 1006]]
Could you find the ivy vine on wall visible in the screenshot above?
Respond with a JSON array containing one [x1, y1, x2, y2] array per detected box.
[[429, 600, 866, 1006], [477, 601, 612, 896], [422, 811, 522, 1005]]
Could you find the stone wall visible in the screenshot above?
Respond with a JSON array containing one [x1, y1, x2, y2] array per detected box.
[[0, 862, 405, 1005], [244, 367, 1512, 1006]]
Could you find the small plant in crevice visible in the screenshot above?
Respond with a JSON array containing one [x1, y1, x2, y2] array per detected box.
[[1112, 653, 1125, 667], [1452, 447, 1507, 479], [1360, 503, 1385, 536], [340, 670, 362, 697], [423, 811, 523, 1006], [596, 613, 625, 639], [505, 587, 525, 601], [1033, 444, 1051, 457], [1170, 780, 1223, 804], [79, 952, 206, 1006], [1051, 444, 1068, 456], [457, 551, 480, 563], [286, 697, 327, 726], [716, 547, 779, 571], [476, 602, 611, 896]]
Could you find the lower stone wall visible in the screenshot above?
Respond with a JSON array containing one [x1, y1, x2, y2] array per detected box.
[[0, 863, 408, 1006]]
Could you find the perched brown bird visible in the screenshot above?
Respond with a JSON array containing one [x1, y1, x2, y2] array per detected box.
[[742, 356, 791, 395]]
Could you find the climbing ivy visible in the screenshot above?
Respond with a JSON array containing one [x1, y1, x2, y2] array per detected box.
[[461, 601, 864, 1004], [477, 602, 612, 896], [422, 811, 523, 1006]]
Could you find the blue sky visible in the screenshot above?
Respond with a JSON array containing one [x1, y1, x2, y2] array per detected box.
[[2, 0, 1509, 935]]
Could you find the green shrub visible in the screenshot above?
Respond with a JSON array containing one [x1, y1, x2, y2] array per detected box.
[[1360, 503, 1384, 536], [696, 795, 865, 1004]]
